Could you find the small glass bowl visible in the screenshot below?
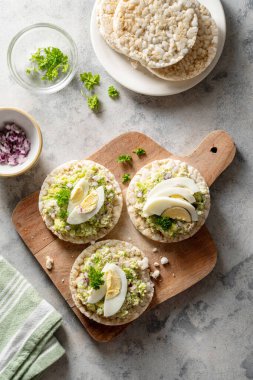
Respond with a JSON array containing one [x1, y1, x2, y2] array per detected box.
[[7, 23, 78, 94]]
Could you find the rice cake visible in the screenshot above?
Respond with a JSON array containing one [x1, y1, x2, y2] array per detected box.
[[113, 0, 199, 69], [97, 0, 122, 52], [126, 158, 210, 243], [149, 1, 218, 80], [39, 160, 123, 244], [70, 240, 154, 325]]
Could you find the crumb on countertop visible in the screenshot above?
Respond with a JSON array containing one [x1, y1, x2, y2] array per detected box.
[[161, 257, 169, 265], [152, 248, 158, 253], [151, 270, 160, 279], [46, 256, 54, 271], [154, 262, 160, 267]]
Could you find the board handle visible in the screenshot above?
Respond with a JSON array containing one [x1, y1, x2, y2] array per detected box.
[[183, 130, 236, 186]]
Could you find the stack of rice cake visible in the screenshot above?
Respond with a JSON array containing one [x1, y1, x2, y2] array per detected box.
[[96, 0, 218, 81]]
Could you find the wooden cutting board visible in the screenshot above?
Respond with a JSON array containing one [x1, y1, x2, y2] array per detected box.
[[12, 131, 236, 342]]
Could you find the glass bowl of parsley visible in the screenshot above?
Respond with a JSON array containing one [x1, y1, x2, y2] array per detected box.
[[7, 23, 78, 94]]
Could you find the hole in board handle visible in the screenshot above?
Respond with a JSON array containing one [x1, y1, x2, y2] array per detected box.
[[210, 147, 218, 154]]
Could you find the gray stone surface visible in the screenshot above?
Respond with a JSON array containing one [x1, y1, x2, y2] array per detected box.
[[0, 0, 252, 379]]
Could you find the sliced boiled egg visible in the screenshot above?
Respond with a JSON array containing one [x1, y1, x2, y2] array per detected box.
[[67, 186, 105, 225], [143, 196, 198, 222], [148, 177, 199, 198], [162, 207, 192, 223], [148, 186, 195, 204], [103, 263, 127, 318], [67, 178, 89, 215], [80, 190, 99, 213], [87, 283, 106, 304]]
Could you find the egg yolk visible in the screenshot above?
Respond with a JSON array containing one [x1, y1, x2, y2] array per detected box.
[[105, 270, 121, 300], [80, 191, 98, 213], [70, 187, 84, 203]]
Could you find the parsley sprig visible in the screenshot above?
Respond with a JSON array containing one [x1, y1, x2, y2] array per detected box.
[[117, 155, 132, 164], [80, 71, 101, 111], [26, 47, 69, 81], [87, 94, 100, 111], [152, 215, 172, 231], [80, 72, 100, 91], [88, 266, 104, 290], [55, 187, 71, 207], [122, 173, 131, 184], [108, 85, 119, 99], [133, 148, 146, 157]]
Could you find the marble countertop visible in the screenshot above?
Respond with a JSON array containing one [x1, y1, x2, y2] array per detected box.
[[0, 0, 253, 379]]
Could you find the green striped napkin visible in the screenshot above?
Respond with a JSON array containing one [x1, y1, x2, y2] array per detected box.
[[0, 256, 65, 380]]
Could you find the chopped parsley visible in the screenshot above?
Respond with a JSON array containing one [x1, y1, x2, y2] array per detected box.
[[194, 192, 204, 203], [152, 215, 172, 231], [117, 155, 132, 164], [26, 47, 69, 81], [59, 209, 68, 219], [108, 85, 119, 99], [55, 187, 71, 207], [87, 94, 100, 111], [123, 267, 135, 281], [193, 192, 205, 211], [88, 266, 104, 290], [80, 72, 100, 91], [122, 173, 131, 184], [133, 148, 146, 157]]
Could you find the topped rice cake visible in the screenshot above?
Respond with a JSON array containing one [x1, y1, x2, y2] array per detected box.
[[39, 160, 123, 244], [70, 240, 154, 325], [127, 159, 210, 243]]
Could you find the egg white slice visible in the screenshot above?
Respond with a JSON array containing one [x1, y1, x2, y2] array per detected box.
[[87, 283, 107, 304], [143, 196, 198, 221], [67, 178, 89, 215], [67, 186, 105, 225], [148, 178, 199, 198], [148, 186, 195, 203], [103, 264, 127, 318]]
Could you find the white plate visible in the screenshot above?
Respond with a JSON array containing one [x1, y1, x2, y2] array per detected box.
[[90, 0, 226, 96]]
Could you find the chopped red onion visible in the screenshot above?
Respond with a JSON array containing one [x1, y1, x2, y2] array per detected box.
[[0, 123, 31, 166]]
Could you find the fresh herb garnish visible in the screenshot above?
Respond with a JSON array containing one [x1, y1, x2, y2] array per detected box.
[[133, 148, 146, 157], [108, 85, 119, 99], [80, 72, 100, 91], [152, 215, 172, 231], [88, 266, 104, 290], [117, 155, 132, 164], [123, 267, 135, 281], [87, 94, 100, 111], [122, 173, 131, 184], [193, 192, 205, 211], [92, 256, 100, 264], [59, 209, 68, 219], [55, 187, 71, 207], [194, 192, 204, 203], [26, 47, 69, 81]]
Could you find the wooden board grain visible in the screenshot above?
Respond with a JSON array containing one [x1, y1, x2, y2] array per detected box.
[[12, 131, 236, 342]]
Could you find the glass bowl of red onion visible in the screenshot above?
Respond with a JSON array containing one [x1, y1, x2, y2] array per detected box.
[[0, 108, 43, 177]]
